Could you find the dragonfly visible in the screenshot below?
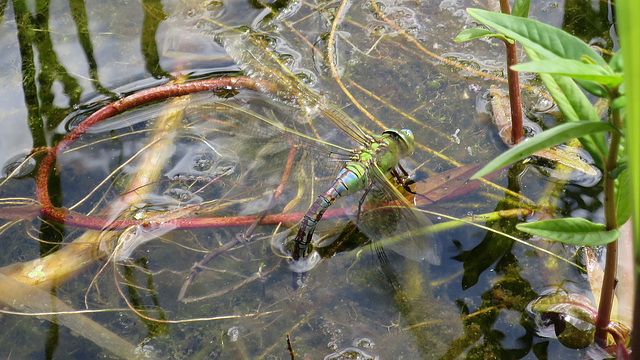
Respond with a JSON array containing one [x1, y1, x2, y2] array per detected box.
[[183, 89, 441, 287], [291, 126, 422, 260], [187, 31, 441, 286]]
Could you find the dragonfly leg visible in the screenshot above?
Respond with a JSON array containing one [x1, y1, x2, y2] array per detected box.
[[392, 165, 416, 194], [397, 163, 410, 177], [356, 186, 373, 225]]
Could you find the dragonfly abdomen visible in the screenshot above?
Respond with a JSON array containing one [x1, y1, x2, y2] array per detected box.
[[292, 162, 368, 261]]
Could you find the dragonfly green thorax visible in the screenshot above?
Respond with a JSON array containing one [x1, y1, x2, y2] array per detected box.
[[369, 129, 415, 174]]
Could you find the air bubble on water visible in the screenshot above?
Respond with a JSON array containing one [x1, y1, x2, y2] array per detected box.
[[353, 337, 375, 349], [165, 188, 196, 202], [227, 326, 240, 342], [192, 153, 215, 172], [2, 154, 37, 178], [323, 347, 378, 360], [289, 251, 321, 273], [327, 341, 338, 351], [133, 344, 155, 358]]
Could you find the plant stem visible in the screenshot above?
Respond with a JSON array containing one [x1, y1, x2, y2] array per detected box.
[[498, 0, 523, 145], [594, 88, 621, 346]]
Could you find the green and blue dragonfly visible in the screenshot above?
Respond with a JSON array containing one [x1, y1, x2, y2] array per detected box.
[[184, 88, 441, 285], [183, 31, 441, 285]]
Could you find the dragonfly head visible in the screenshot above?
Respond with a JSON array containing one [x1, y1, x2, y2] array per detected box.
[[383, 129, 415, 157]]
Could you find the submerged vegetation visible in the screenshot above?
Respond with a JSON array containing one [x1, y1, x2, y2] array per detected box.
[[0, 0, 634, 359]]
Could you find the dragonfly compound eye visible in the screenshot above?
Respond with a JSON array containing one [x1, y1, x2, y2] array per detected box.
[[383, 128, 415, 157]]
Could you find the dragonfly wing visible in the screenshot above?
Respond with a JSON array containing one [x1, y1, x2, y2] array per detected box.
[[220, 30, 373, 148], [182, 92, 354, 217], [353, 163, 441, 265]]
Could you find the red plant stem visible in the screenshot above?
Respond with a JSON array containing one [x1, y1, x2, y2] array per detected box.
[[499, 0, 524, 145], [595, 89, 622, 346], [35, 77, 280, 230], [506, 45, 523, 144]]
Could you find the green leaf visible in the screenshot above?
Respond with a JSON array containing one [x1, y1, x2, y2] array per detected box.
[[536, 74, 606, 167], [530, 294, 596, 324], [512, 60, 623, 87], [575, 79, 610, 98], [611, 95, 626, 111], [516, 218, 620, 246], [609, 49, 623, 73], [471, 121, 617, 179], [454, 28, 514, 44], [527, 49, 607, 165], [467, 9, 607, 66], [610, 161, 628, 179], [526, 49, 601, 123], [615, 169, 631, 225], [512, 0, 531, 17]]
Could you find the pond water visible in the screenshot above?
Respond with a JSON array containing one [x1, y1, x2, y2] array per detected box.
[[0, 0, 619, 359]]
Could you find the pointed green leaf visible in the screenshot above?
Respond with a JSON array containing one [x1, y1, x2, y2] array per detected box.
[[615, 169, 631, 225], [611, 95, 626, 111], [530, 294, 597, 324], [575, 79, 610, 98], [471, 121, 617, 179], [527, 50, 607, 165], [526, 49, 601, 122], [609, 49, 623, 73], [512, 0, 531, 17], [517, 218, 620, 246], [467, 9, 606, 66], [512, 60, 623, 87], [535, 74, 607, 167], [454, 28, 514, 43]]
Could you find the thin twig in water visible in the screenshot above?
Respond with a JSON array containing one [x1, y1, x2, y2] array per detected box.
[[180, 260, 282, 303], [287, 333, 296, 359]]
